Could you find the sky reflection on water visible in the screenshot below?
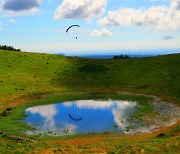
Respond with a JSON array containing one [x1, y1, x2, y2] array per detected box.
[[25, 100, 137, 135]]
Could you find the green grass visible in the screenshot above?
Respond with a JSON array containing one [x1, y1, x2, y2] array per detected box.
[[0, 50, 179, 153], [0, 124, 179, 153], [0, 50, 180, 108]]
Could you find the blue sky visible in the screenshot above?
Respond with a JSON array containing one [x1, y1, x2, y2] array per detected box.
[[0, 0, 180, 54]]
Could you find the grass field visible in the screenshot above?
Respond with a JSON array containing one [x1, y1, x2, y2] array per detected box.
[[0, 50, 179, 153], [0, 50, 179, 108]]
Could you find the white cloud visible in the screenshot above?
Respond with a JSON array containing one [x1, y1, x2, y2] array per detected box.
[[0, 27, 3, 31], [26, 104, 57, 130], [26, 104, 77, 134], [26, 104, 57, 118], [98, 0, 180, 32], [1, 8, 39, 17], [64, 100, 115, 109], [54, 0, 107, 21], [63, 100, 136, 110], [163, 35, 174, 39], [7, 19, 16, 23], [112, 101, 137, 130], [0, 0, 41, 17], [90, 28, 112, 37], [3, 0, 40, 11], [171, 0, 180, 10]]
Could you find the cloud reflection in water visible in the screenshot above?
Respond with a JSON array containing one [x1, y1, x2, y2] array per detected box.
[[26, 104, 57, 131], [25, 100, 137, 135]]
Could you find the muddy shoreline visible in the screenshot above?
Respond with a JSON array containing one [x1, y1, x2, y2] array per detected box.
[[116, 92, 180, 134]]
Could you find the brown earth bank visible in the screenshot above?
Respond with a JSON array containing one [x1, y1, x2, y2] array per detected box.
[[37, 122, 180, 154]]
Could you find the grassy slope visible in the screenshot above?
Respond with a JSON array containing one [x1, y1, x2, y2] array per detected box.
[[0, 50, 179, 108], [0, 50, 179, 153]]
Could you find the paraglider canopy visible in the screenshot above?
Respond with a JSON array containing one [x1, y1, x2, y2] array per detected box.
[[66, 25, 80, 33], [69, 113, 82, 121]]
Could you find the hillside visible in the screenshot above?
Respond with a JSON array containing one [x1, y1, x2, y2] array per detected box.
[[0, 50, 179, 110], [0, 50, 180, 153]]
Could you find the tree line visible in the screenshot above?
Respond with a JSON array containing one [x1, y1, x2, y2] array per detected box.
[[113, 55, 129, 59], [0, 45, 21, 51]]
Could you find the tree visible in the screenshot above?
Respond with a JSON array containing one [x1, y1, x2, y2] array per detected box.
[[0, 45, 21, 52], [113, 54, 129, 59]]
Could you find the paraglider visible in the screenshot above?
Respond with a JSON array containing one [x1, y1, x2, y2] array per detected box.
[[69, 113, 82, 121], [66, 25, 80, 39], [66, 25, 80, 33], [68, 106, 82, 121]]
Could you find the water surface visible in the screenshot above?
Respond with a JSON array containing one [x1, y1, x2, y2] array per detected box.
[[25, 100, 137, 135]]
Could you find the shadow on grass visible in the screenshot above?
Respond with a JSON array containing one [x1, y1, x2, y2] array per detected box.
[[78, 64, 108, 73]]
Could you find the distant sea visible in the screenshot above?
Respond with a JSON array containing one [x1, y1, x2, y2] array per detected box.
[[60, 49, 180, 59]]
